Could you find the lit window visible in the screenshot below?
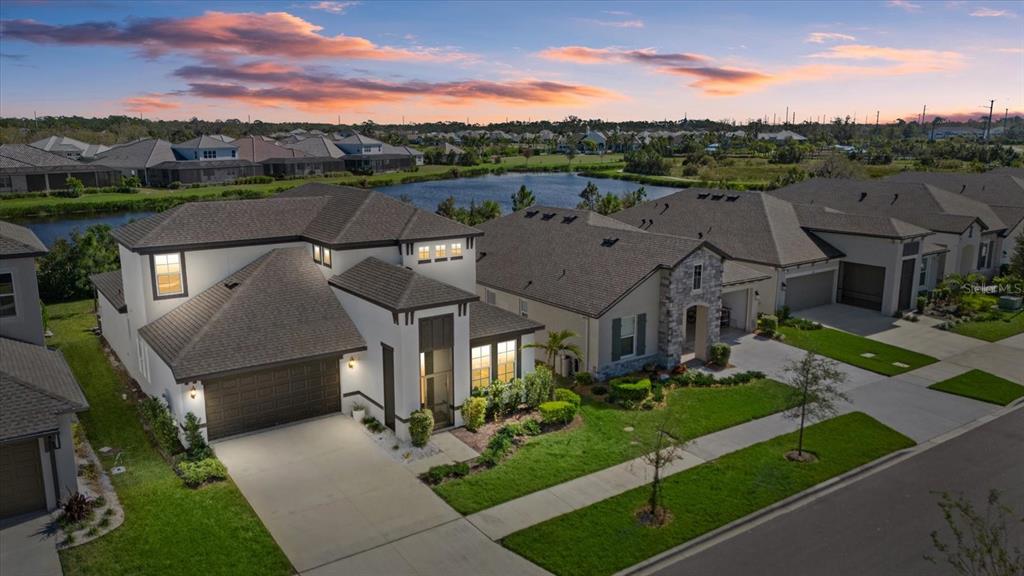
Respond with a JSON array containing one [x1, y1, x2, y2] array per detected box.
[[620, 315, 636, 357], [322, 247, 332, 267], [497, 340, 516, 382], [313, 245, 322, 264], [153, 253, 184, 297], [450, 243, 463, 258], [692, 264, 703, 291], [418, 246, 431, 262], [435, 244, 447, 259], [0, 272, 15, 317], [519, 298, 528, 317], [471, 344, 492, 389]]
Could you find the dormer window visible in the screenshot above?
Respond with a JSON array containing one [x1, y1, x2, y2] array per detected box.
[[450, 242, 463, 259], [152, 253, 186, 298]]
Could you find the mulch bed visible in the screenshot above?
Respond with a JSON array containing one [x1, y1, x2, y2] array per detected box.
[[450, 410, 581, 453]]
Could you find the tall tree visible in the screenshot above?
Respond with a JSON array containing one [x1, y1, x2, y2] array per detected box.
[[511, 185, 536, 211], [524, 329, 582, 369], [37, 224, 119, 302], [1008, 237, 1024, 277], [783, 351, 848, 460]]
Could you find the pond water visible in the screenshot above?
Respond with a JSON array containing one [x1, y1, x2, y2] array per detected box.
[[15, 173, 680, 247]]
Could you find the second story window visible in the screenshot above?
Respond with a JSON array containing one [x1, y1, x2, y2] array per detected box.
[[153, 253, 186, 298], [435, 244, 447, 260], [313, 245, 322, 264], [203, 150, 216, 159], [519, 298, 529, 317], [0, 272, 15, 317], [450, 242, 463, 259], [418, 245, 431, 262], [322, 247, 332, 267], [692, 264, 703, 291]]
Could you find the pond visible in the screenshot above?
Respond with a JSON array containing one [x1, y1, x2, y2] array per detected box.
[[15, 173, 681, 247]]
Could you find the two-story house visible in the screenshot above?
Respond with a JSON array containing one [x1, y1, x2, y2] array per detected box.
[[91, 184, 543, 442], [1, 221, 88, 520]]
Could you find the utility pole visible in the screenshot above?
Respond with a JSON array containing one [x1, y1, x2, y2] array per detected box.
[[984, 99, 994, 140], [1004, 108, 1009, 134], [920, 105, 926, 125], [785, 106, 789, 126], [875, 110, 879, 127]]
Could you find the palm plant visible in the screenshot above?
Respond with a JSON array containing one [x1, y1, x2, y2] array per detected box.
[[524, 329, 582, 370]]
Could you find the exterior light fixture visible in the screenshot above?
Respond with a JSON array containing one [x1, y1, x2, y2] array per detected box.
[[189, 385, 197, 399], [348, 356, 357, 369]]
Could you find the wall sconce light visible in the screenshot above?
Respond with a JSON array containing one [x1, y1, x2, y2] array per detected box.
[[348, 355, 357, 369], [189, 385, 197, 399]]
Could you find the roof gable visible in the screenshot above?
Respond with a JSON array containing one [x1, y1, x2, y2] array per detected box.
[[329, 257, 477, 313], [0, 220, 48, 258]]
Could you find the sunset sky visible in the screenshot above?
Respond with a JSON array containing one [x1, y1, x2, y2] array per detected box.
[[1, 0, 1021, 124]]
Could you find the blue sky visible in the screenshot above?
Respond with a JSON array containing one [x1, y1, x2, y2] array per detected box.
[[1, 0, 1021, 123]]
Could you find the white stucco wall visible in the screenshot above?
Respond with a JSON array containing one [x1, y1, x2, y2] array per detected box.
[[738, 262, 782, 317], [813, 232, 924, 315], [0, 256, 44, 345], [403, 238, 477, 292], [999, 222, 1022, 268], [596, 272, 661, 371], [721, 286, 755, 331], [96, 292, 131, 367], [325, 245, 401, 278], [37, 416, 78, 509], [778, 260, 840, 310]]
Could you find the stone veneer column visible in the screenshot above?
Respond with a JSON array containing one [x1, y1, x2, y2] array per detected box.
[[658, 248, 723, 365]]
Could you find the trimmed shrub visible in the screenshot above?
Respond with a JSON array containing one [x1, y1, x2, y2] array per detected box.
[[178, 457, 227, 488], [757, 314, 778, 337], [610, 378, 652, 403], [484, 378, 527, 417], [167, 181, 183, 189], [539, 400, 577, 424], [423, 462, 469, 485], [462, 397, 487, 432], [362, 415, 386, 433], [523, 366, 554, 408], [776, 306, 791, 323], [522, 419, 542, 436], [574, 372, 594, 387], [716, 370, 766, 386], [138, 397, 180, 454], [409, 409, 434, 447], [181, 412, 211, 461], [709, 343, 731, 367], [553, 387, 581, 408], [234, 175, 274, 185], [916, 295, 927, 314]]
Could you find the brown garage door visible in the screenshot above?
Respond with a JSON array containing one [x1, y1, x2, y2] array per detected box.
[[839, 262, 885, 311], [204, 358, 341, 440], [1, 438, 46, 519]]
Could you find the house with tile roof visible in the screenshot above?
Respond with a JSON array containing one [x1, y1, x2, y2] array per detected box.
[[92, 184, 543, 442], [0, 221, 88, 519]]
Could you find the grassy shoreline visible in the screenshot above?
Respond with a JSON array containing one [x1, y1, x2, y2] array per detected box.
[[0, 155, 624, 218]]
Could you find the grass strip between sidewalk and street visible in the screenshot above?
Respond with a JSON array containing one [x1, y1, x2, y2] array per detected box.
[[502, 412, 915, 576], [49, 300, 293, 576], [928, 369, 1024, 406]]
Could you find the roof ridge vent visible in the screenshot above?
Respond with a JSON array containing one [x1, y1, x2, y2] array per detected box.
[[960, 184, 967, 194], [601, 237, 619, 247], [711, 194, 724, 200], [660, 203, 670, 214], [541, 212, 556, 221]]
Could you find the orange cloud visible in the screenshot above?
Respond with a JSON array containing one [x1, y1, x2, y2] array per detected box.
[[807, 44, 965, 70], [1, 11, 461, 61], [539, 46, 708, 65], [122, 94, 180, 113], [805, 32, 856, 44]]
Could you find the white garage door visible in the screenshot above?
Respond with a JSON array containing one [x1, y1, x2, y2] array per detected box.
[[785, 271, 834, 311]]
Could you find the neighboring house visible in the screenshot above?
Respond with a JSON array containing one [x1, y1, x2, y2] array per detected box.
[[770, 179, 1007, 280], [30, 135, 110, 160], [441, 142, 465, 163], [171, 135, 239, 161], [383, 144, 425, 166], [335, 132, 385, 155], [582, 129, 607, 153], [147, 159, 262, 187], [615, 189, 933, 317], [757, 130, 807, 142], [1, 222, 88, 519], [0, 144, 120, 193], [233, 135, 347, 178], [1, 221, 48, 344], [283, 135, 346, 159], [92, 184, 542, 443], [886, 170, 1024, 268], [91, 138, 177, 187], [475, 207, 728, 379]]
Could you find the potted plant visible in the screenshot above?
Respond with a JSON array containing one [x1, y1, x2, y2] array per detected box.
[[352, 403, 366, 422]]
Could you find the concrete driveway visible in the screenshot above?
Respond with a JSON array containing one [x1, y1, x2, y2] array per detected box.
[[215, 415, 461, 573], [0, 512, 61, 576]]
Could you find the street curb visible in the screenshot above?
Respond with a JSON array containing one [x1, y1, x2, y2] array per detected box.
[[616, 404, 1023, 576]]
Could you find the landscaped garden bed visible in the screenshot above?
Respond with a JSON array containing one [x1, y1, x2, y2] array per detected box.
[[432, 368, 800, 515], [928, 369, 1024, 406], [924, 273, 1024, 341], [502, 412, 915, 576], [48, 300, 292, 576]]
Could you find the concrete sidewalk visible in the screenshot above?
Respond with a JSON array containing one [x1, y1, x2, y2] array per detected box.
[[466, 334, 1007, 542]]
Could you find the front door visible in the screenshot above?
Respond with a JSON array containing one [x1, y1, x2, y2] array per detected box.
[[382, 344, 395, 431], [419, 315, 454, 429], [898, 258, 916, 312]]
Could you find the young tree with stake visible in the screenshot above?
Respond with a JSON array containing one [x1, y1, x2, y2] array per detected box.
[[783, 351, 848, 461]]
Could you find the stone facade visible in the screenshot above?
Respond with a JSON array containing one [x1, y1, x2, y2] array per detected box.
[[658, 247, 723, 364]]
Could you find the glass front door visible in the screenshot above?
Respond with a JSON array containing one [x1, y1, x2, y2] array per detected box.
[[421, 349, 453, 428]]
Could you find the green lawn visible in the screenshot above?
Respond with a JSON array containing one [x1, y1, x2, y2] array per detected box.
[[950, 310, 1024, 342], [0, 154, 623, 218], [503, 412, 915, 576], [48, 300, 292, 576], [434, 379, 799, 514], [777, 325, 937, 375], [928, 369, 1024, 406]]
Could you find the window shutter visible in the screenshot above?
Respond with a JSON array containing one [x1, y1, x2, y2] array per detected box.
[[636, 314, 646, 356], [611, 318, 622, 361]]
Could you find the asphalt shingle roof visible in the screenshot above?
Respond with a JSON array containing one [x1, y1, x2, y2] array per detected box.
[[885, 170, 1024, 233], [0, 143, 84, 168], [723, 261, 772, 286], [0, 220, 48, 258], [469, 301, 544, 342], [93, 139, 176, 169], [792, 204, 931, 239], [770, 179, 1006, 234], [233, 135, 311, 162], [283, 136, 345, 158], [173, 135, 239, 150], [30, 135, 110, 158], [329, 257, 478, 312], [477, 207, 715, 318], [138, 247, 365, 382], [614, 189, 840, 267], [113, 184, 480, 252], [1, 337, 88, 441], [90, 269, 126, 312]]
